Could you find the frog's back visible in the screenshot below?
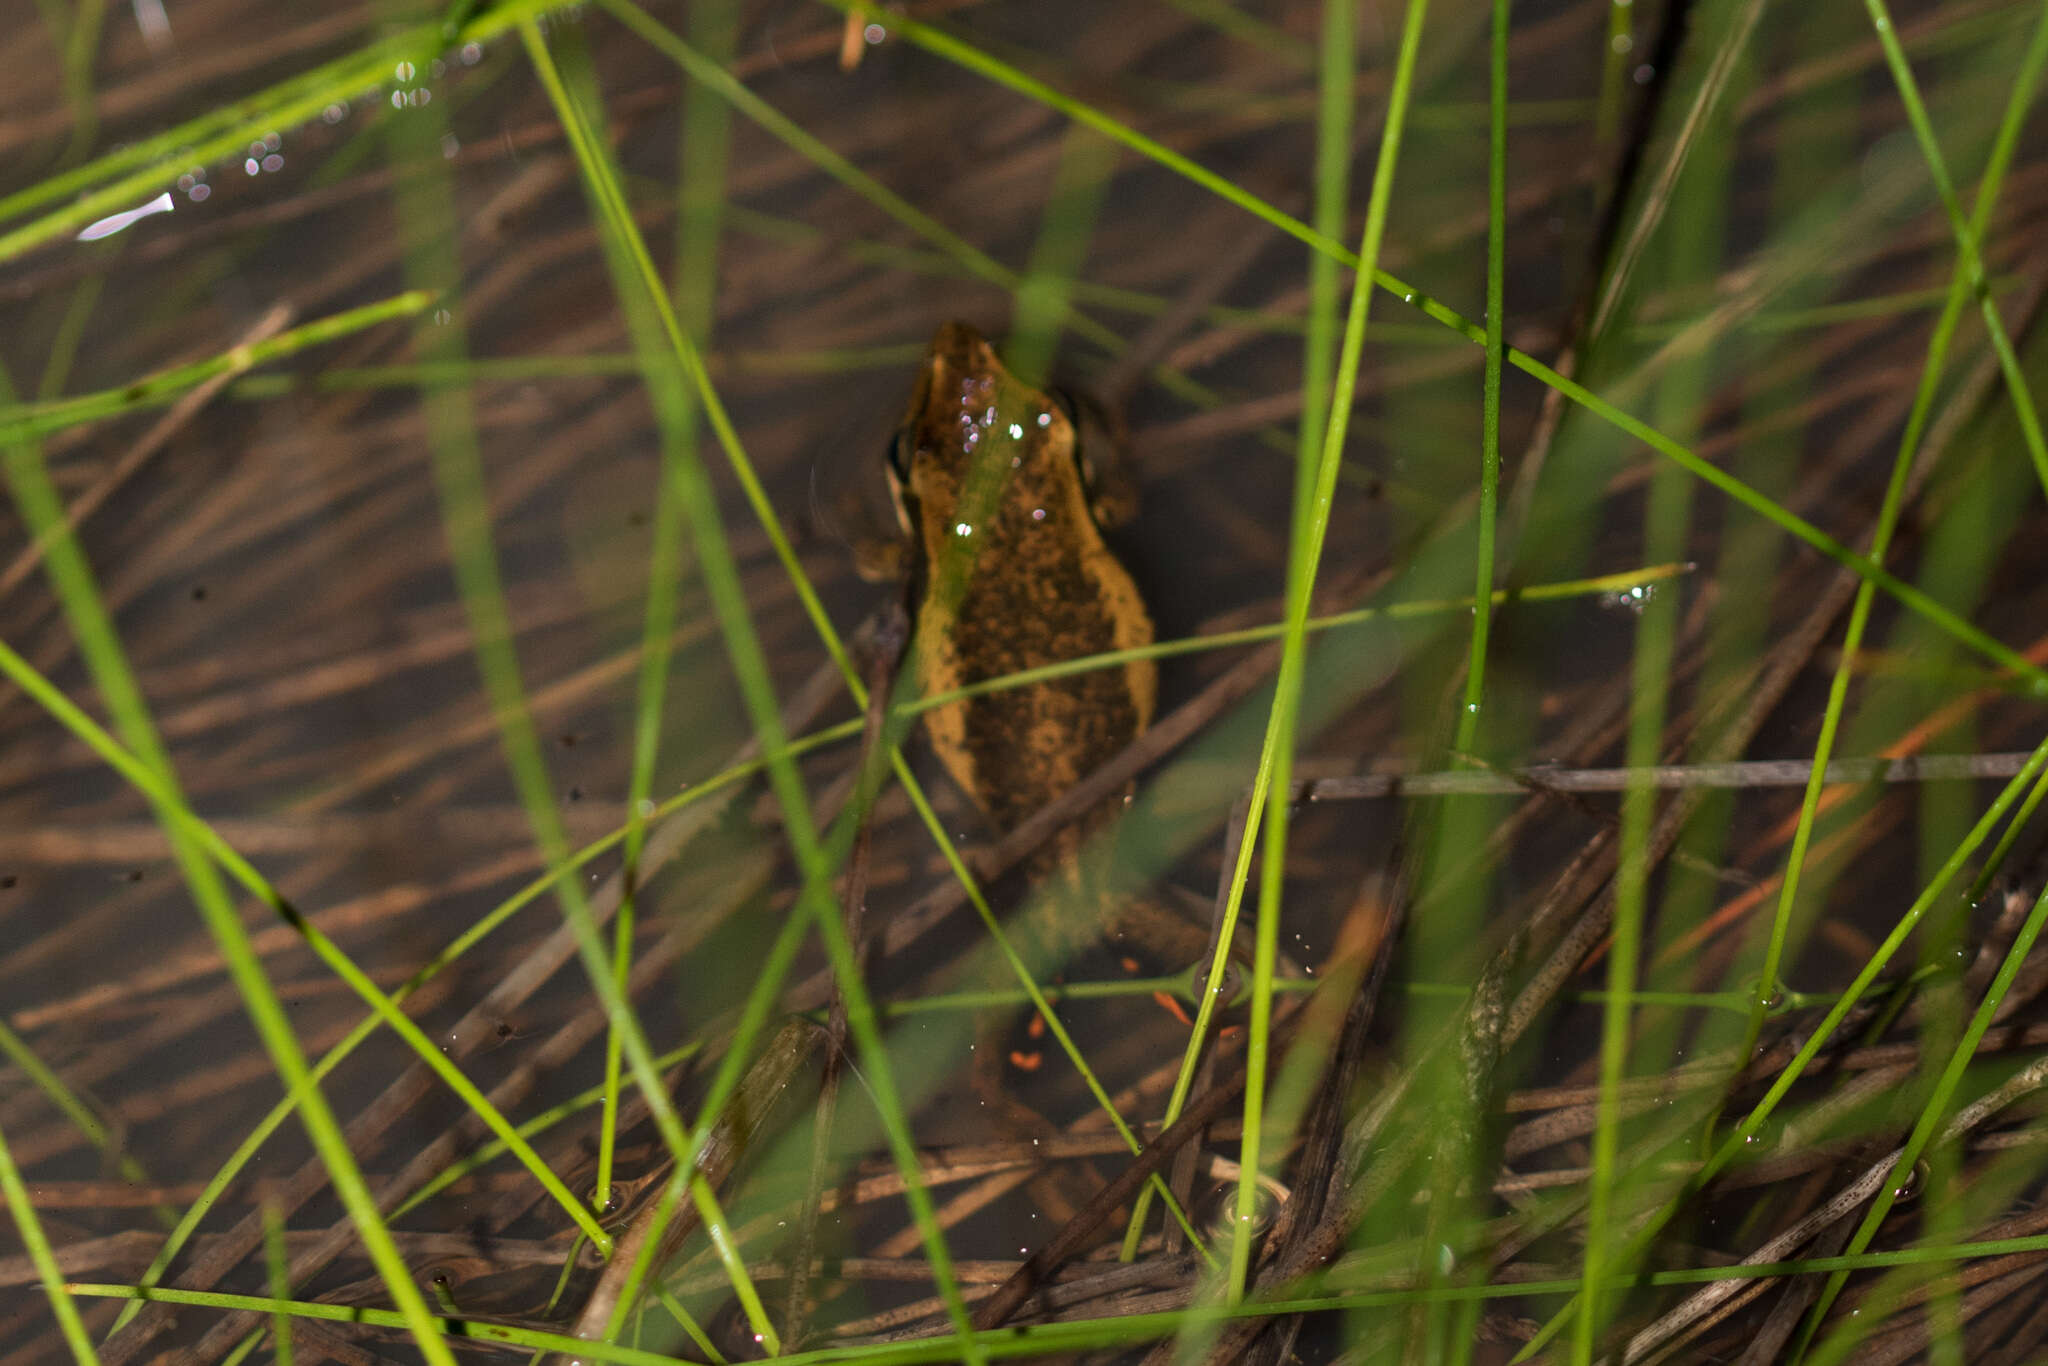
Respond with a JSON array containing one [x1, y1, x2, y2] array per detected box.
[[900, 324, 1157, 836]]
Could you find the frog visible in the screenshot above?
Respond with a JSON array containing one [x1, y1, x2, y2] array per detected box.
[[873, 322, 1220, 1132], [883, 321, 1156, 889]]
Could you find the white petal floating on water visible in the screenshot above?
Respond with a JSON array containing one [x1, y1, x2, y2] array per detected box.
[[76, 192, 175, 241]]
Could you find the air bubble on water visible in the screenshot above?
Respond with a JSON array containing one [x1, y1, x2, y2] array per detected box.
[[261, 153, 283, 173], [1008, 422, 1023, 439], [1599, 583, 1655, 616], [1611, 32, 1633, 53], [441, 133, 461, 159], [864, 23, 886, 43], [461, 42, 483, 64], [395, 60, 416, 81], [322, 102, 347, 124]]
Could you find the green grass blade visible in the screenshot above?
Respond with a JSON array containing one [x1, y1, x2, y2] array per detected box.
[[0, 1112, 101, 1362], [0, 292, 434, 443]]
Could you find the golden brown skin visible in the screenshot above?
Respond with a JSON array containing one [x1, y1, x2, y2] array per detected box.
[[888, 322, 1156, 863]]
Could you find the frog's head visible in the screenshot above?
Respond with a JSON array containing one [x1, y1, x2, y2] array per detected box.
[[885, 322, 1076, 550]]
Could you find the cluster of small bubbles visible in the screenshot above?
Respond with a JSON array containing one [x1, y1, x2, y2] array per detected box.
[[392, 58, 434, 108], [1600, 582, 1655, 615], [322, 102, 348, 124], [243, 131, 284, 176], [175, 167, 210, 202]]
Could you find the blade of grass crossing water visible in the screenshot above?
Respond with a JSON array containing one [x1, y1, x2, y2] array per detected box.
[[0, 1109, 99, 1362], [1136, 0, 1360, 1269], [1442, 0, 1511, 1355], [1579, 2, 1746, 1346], [1225, 0, 1434, 1311], [0, 375, 460, 1362], [0, 292, 434, 444], [261, 1203, 293, 1366], [537, 5, 736, 1224]]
